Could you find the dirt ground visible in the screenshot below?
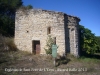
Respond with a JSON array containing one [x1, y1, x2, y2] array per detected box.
[[0, 50, 100, 75]]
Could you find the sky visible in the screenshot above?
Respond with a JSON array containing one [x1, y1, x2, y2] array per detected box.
[[22, 0, 100, 36]]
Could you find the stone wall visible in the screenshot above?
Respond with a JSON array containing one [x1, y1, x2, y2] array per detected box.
[[15, 9, 66, 55], [64, 14, 80, 57], [15, 8, 80, 56], [68, 16, 80, 57]]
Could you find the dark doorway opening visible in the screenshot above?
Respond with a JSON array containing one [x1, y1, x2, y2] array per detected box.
[[32, 40, 41, 54]]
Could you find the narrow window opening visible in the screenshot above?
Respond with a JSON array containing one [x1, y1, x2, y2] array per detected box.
[[47, 27, 51, 34], [53, 37, 56, 44], [26, 30, 29, 33]]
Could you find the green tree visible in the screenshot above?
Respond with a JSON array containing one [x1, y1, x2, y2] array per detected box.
[[0, 0, 23, 36], [96, 36, 100, 52], [79, 25, 98, 55]]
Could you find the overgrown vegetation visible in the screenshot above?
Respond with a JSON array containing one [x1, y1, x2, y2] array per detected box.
[[0, 0, 33, 37], [0, 0, 23, 36], [4, 37, 18, 51], [79, 25, 100, 55], [96, 36, 100, 52], [44, 35, 54, 54], [0, 35, 17, 51]]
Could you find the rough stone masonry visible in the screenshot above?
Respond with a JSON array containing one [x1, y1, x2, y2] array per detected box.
[[14, 8, 80, 57]]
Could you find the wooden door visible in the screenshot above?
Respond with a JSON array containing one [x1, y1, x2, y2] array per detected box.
[[36, 44, 40, 54], [32, 40, 40, 54]]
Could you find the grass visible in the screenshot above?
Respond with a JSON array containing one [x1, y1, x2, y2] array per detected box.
[[4, 37, 18, 51], [0, 36, 100, 75], [78, 57, 100, 63], [0, 50, 100, 75], [66, 54, 100, 75]]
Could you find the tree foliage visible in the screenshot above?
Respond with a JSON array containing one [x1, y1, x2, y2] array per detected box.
[[0, 0, 33, 36], [0, 0, 23, 36], [26, 5, 33, 9], [96, 36, 100, 52], [79, 25, 99, 55]]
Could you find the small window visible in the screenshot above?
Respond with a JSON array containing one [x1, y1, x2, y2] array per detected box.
[[47, 27, 51, 34], [26, 30, 29, 33]]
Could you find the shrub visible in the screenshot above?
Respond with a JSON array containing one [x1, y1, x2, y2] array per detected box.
[[4, 37, 18, 51], [44, 35, 54, 54]]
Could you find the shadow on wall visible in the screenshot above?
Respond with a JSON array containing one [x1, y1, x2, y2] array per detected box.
[[64, 14, 70, 54]]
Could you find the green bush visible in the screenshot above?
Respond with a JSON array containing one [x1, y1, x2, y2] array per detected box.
[[44, 35, 54, 54]]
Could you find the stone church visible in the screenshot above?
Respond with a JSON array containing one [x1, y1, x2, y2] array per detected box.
[[14, 8, 80, 57]]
